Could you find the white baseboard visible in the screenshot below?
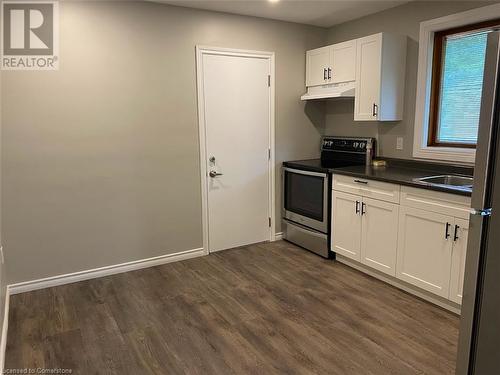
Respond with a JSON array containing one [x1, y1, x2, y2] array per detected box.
[[9, 247, 206, 295], [0, 287, 10, 373], [336, 255, 461, 315], [274, 232, 283, 241]]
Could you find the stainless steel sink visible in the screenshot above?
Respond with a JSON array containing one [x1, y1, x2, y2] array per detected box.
[[414, 175, 474, 190]]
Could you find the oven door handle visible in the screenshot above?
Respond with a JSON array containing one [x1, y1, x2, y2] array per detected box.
[[283, 167, 328, 178]]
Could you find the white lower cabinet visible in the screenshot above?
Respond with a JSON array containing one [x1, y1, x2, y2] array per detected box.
[[332, 174, 470, 307], [396, 206, 454, 298], [449, 218, 469, 304], [331, 191, 362, 261], [360, 197, 399, 276], [332, 191, 399, 276]]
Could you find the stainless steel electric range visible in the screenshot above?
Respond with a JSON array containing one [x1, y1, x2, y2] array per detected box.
[[282, 136, 375, 258]]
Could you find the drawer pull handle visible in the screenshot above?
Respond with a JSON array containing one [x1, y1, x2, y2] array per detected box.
[[354, 179, 368, 185]]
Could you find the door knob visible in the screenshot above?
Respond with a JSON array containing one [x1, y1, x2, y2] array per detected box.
[[209, 171, 223, 178]]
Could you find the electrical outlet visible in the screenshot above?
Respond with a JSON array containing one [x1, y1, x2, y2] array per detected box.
[[396, 137, 404, 150], [0, 246, 4, 265]]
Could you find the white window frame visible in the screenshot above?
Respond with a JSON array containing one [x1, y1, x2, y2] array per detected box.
[[413, 3, 500, 164]]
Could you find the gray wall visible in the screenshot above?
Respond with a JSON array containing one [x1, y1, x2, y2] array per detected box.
[[1, 1, 325, 283], [324, 1, 496, 159]]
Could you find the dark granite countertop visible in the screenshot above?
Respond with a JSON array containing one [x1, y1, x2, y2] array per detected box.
[[332, 164, 473, 196], [283, 158, 474, 197]]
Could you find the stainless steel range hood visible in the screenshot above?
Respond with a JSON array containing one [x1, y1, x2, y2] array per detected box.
[[300, 81, 355, 101]]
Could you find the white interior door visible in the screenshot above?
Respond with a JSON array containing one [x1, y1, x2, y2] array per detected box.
[[201, 51, 271, 252]]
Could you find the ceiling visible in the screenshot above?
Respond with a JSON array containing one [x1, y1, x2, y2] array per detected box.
[[153, 0, 411, 28]]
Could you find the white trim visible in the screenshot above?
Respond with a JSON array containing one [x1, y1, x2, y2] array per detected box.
[[269, 53, 277, 243], [413, 3, 500, 164], [0, 287, 9, 373], [195, 46, 277, 253], [274, 232, 283, 241], [9, 247, 205, 295], [337, 255, 461, 314]]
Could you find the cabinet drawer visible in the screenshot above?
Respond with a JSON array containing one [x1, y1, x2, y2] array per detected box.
[[400, 186, 471, 220], [333, 174, 400, 203]]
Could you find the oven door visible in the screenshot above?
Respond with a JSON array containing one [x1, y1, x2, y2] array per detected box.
[[283, 167, 328, 233]]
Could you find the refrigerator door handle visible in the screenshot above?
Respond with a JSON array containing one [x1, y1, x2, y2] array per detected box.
[[470, 208, 493, 217]]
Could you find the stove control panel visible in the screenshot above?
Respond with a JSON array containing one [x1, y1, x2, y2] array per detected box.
[[321, 137, 373, 153]]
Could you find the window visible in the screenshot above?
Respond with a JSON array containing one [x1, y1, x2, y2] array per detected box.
[[428, 20, 500, 148], [413, 5, 500, 163]]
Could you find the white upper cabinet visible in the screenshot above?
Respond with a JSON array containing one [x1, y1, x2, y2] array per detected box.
[[306, 41, 356, 87], [354, 33, 407, 121], [304, 33, 406, 119], [331, 40, 356, 84], [355, 34, 382, 120], [306, 46, 331, 87]]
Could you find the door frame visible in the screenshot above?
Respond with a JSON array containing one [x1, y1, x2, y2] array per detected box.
[[195, 45, 276, 254]]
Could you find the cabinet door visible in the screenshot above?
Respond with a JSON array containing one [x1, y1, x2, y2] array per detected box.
[[354, 34, 382, 121], [360, 197, 399, 276], [396, 206, 453, 298], [332, 191, 362, 261], [306, 46, 331, 87], [331, 40, 356, 84], [449, 218, 469, 304]]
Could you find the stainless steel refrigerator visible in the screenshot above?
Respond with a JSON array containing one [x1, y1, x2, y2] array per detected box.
[[456, 31, 500, 375]]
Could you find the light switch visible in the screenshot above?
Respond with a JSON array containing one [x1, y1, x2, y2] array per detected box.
[[396, 137, 404, 150]]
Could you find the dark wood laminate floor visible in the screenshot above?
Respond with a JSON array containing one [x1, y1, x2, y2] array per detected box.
[[6, 241, 459, 374]]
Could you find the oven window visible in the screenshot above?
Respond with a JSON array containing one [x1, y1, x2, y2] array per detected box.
[[285, 171, 324, 221]]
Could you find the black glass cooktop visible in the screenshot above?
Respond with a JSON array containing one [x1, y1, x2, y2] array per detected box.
[[283, 159, 360, 173]]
